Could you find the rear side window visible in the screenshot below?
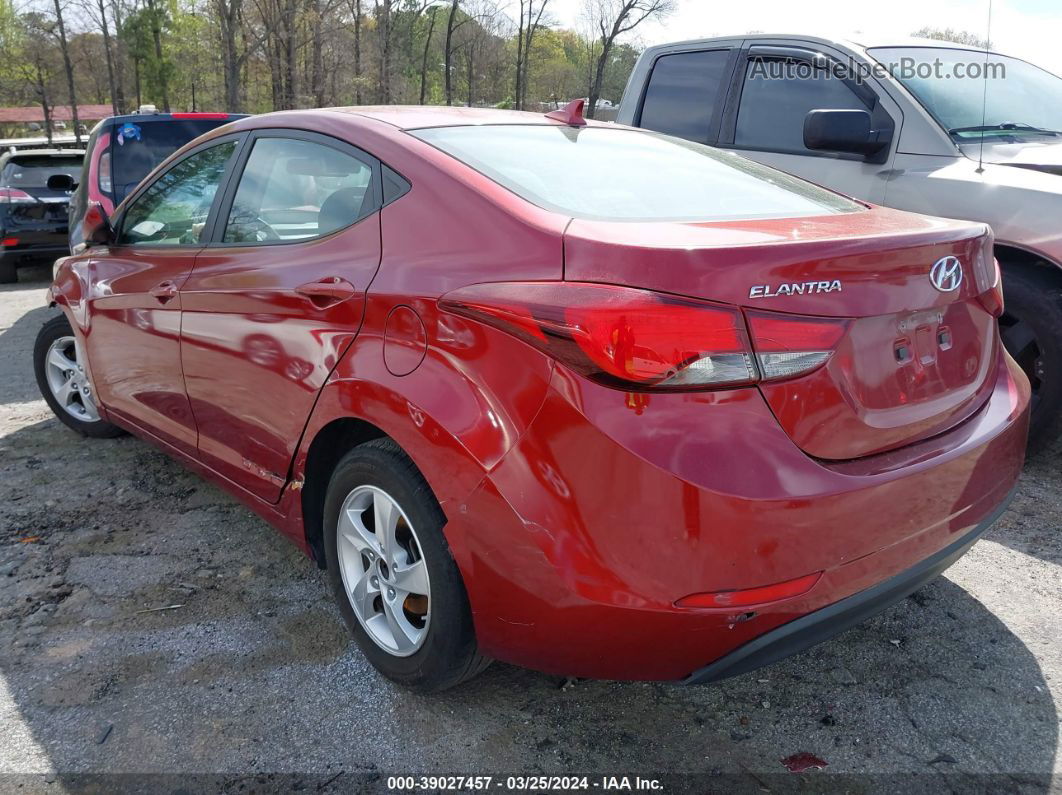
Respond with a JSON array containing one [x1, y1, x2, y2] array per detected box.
[[111, 119, 234, 202], [735, 57, 869, 152], [639, 50, 731, 143], [413, 125, 860, 222], [223, 137, 375, 244], [2, 156, 83, 187]]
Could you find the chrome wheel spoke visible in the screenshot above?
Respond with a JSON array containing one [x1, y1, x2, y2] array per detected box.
[[47, 347, 74, 373], [382, 597, 418, 654], [374, 494, 400, 565], [349, 569, 379, 618], [339, 505, 380, 555], [54, 376, 77, 406], [392, 557, 428, 597]]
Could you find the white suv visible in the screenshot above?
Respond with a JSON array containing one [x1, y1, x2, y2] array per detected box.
[[618, 35, 1062, 453]]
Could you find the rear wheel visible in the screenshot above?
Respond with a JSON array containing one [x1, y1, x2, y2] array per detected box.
[[323, 438, 489, 691], [999, 266, 1062, 455], [33, 314, 124, 438]]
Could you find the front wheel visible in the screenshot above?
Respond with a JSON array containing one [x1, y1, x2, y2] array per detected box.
[[33, 314, 124, 438], [323, 438, 489, 691], [999, 266, 1062, 456]]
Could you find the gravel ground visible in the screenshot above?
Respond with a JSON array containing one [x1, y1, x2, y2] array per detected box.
[[1, 264, 1060, 793]]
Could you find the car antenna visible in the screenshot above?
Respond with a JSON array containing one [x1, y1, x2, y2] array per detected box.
[[545, 99, 587, 127], [977, 0, 994, 174]]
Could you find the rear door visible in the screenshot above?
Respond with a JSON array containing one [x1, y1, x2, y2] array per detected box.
[[84, 135, 243, 455], [717, 43, 899, 204], [179, 130, 383, 502]]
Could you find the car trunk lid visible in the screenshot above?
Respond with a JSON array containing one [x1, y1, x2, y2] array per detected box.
[[563, 207, 999, 460]]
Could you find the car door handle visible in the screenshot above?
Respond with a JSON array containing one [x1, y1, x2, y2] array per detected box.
[[295, 277, 357, 306], [149, 281, 178, 303]]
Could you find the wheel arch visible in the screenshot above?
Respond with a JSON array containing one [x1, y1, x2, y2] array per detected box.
[[995, 241, 1062, 283]]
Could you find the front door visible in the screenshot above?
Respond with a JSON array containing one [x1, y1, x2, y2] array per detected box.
[[85, 137, 241, 455], [179, 131, 383, 501]]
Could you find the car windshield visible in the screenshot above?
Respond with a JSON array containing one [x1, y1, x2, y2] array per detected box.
[[2, 155, 83, 187], [869, 47, 1062, 139], [111, 119, 233, 202], [411, 125, 861, 222]]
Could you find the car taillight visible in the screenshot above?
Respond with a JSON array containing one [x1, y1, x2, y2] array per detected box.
[[0, 187, 36, 204], [440, 282, 757, 390], [972, 233, 1004, 317], [98, 151, 112, 194], [171, 112, 230, 119], [2, 237, 18, 247], [745, 310, 849, 381]]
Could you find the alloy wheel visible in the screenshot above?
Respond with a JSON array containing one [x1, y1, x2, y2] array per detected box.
[[44, 336, 100, 422], [335, 485, 431, 657]]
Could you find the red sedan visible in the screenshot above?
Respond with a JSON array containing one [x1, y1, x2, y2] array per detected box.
[[36, 103, 1030, 691]]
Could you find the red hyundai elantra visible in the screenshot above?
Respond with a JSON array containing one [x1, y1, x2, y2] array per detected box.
[[37, 103, 1029, 691]]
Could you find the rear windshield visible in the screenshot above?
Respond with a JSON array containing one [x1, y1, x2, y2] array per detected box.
[[111, 119, 233, 202], [411, 125, 861, 222], [2, 155, 83, 187]]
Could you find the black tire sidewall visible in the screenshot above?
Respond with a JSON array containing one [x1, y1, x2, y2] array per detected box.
[[323, 441, 480, 691], [0, 255, 17, 284]]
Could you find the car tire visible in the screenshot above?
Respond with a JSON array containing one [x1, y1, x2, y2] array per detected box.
[[999, 265, 1062, 456], [0, 255, 17, 284], [323, 438, 490, 691], [33, 314, 125, 438]]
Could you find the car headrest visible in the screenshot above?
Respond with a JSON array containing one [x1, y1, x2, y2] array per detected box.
[[318, 187, 368, 235]]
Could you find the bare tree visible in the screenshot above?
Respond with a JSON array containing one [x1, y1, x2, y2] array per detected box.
[[514, 0, 547, 110], [911, 26, 990, 49], [582, 0, 671, 117], [49, 0, 81, 142], [418, 4, 439, 103], [443, 0, 468, 105]]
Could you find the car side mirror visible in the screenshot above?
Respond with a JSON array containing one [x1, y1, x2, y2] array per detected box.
[[83, 202, 114, 247], [803, 109, 891, 162], [47, 173, 77, 191]]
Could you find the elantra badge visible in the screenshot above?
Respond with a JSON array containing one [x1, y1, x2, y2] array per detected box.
[[749, 280, 842, 299], [930, 256, 963, 292]]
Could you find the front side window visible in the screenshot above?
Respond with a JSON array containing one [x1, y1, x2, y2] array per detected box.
[[735, 57, 869, 152], [118, 140, 237, 246], [639, 49, 731, 143], [223, 137, 375, 244], [413, 125, 860, 222]]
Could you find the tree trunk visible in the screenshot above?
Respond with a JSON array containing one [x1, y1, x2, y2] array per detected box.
[[51, 0, 82, 144], [216, 0, 244, 112], [514, 1, 524, 109], [110, 0, 126, 113], [466, 44, 474, 106], [418, 6, 437, 105], [353, 0, 362, 103], [36, 60, 53, 146], [310, 0, 325, 106], [97, 0, 119, 116], [144, 0, 170, 111], [587, 39, 611, 120], [444, 0, 458, 106]]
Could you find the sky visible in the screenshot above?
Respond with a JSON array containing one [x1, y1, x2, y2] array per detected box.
[[544, 0, 1062, 77]]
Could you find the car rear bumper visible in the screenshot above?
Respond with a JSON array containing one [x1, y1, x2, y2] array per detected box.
[[683, 486, 1014, 684], [444, 348, 1029, 681]]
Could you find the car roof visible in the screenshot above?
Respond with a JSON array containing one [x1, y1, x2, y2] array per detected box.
[[324, 105, 617, 131], [642, 33, 999, 57]]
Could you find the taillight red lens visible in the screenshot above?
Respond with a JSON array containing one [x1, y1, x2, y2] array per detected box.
[[441, 282, 757, 390], [746, 310, 848, 381], [98, 151, 112, 194], [971, 231, 1004, 317], [1, 237, 18, 247], [0, 187, 36, 204], [676, 571, 822, 609]]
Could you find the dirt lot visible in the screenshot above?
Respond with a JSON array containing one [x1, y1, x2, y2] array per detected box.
[[1, 264, 1060, 792]]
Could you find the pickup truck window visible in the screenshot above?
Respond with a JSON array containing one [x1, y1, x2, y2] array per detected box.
[[869, 47, 1062, 139], [413, 125, 861, 222], [639, 49, 731, 143], [735, 57, 868, 152]]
